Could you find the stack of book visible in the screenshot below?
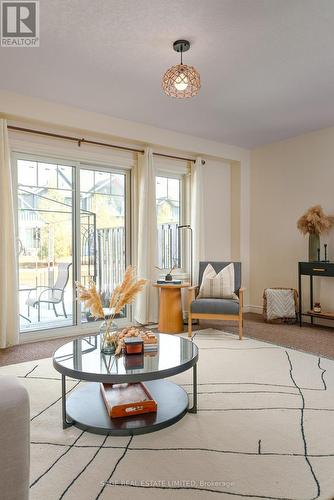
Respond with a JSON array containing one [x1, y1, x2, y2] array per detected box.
[[157, 279, 182, 285], [141, 331, 158, 352]]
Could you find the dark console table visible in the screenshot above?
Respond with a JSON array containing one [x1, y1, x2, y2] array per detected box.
[[298, 261, 334, 327]]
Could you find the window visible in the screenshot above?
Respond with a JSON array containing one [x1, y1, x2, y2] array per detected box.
[[156, 175, 182, 270], [15, 154, 129, 335]]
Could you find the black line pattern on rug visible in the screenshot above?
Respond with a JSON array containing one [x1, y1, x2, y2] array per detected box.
[[24, 364, 38, 377], [198, 407, 334, 412], [285, 350, 321, 499], [30, 441, 334, 458], [21, 373, 326, 392], [105, 482, 294, 499], [19, 375, 65, 381], [95, 435, 133, 500], [30, 380, 80, 421], [318, 358, 327, 390], [181, 381, 327, 391], [188, 390, 299, 396], [199, 347, 281, 350], [22, 372, 322, 395], [181, 382, 296, 388], [30, 430, 85, 488], [58, 434, 109, 499], [125, 447, 334, 458], [14, 335, 332, 500]]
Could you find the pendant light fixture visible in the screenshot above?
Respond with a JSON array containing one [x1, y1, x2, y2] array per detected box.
[[162, 40, 201, 98]]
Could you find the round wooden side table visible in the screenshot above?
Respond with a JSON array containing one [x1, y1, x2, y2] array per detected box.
[[153, 283, 190, 334]]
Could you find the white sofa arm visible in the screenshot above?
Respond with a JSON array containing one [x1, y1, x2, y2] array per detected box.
[[0, 376, 30, 500]]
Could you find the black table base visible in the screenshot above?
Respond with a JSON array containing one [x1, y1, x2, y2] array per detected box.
[[62, 379, 191, 436]]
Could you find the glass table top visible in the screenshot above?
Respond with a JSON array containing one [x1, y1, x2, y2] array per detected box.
[[53, 333, 198, 383]]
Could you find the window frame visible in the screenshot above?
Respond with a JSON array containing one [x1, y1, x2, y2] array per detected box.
[[12, 151, 131, 342], [155, 169, 187, 273]]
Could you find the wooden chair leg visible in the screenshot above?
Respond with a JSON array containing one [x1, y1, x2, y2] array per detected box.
[[239, 315, 243, 340], [188, 314, 193, 337]]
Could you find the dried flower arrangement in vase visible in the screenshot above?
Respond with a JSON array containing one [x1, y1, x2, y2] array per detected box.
[[76, 266, 146, 354], [297, 205, 334, 261]]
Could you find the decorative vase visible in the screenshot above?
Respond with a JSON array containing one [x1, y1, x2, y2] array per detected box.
[[165, 273, 173, 281], [99, 320, 118, 355], [308, 233, 320, 262]]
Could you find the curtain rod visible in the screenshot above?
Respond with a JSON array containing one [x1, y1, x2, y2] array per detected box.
[[8, 125, 205, 164]]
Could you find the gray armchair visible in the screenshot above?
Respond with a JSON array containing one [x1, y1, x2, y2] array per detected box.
[[188, 261, 244, 339]]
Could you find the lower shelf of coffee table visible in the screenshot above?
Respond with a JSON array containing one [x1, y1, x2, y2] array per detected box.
[[66, 379, 189, 436]]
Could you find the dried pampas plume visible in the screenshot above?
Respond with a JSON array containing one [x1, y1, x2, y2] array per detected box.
[[109, 265, 147, 315], [76, 266, 147, 321], [297, 205, 334, 235], [76, 280, 105, 319], [76, 267, 147, 355]]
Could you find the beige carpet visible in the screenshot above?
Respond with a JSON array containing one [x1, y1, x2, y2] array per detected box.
[[1, 313, 334, 368], [1, 329, 334, 499]]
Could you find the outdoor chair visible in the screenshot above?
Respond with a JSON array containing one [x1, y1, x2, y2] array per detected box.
[[188, 261, 244, 339], [26, 263, 72, 322]]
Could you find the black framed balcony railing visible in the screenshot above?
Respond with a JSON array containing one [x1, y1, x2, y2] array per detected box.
[[157, 223, 179, 270]]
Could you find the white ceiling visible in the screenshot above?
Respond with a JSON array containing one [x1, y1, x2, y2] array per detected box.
[[1, 0, 334, 148]]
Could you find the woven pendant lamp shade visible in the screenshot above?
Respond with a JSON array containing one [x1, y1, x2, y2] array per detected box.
[[162, 63, 201, 98]]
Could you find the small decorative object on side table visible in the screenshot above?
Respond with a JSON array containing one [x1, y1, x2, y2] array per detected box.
[[156, 261, 178, 282], [313, 302, 322, 313]]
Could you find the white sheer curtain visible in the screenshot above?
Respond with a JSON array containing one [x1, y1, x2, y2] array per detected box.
[[191, 157, 205, 285], [0, 119, 19, 347], [134, 147, 158, 324]]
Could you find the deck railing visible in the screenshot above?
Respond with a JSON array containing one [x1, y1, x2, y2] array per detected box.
[[157, 223, 179, 270], [19, 219, 179, 300]]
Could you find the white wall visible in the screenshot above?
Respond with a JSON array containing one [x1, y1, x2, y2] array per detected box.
[[1, 90, 251, 296], [203, 160, 231, 260], [0, 90, 249, 163], [250, 126, 334, 314]]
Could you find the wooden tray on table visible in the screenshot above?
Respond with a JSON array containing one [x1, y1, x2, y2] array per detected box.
[[100, 382, 157, 418]]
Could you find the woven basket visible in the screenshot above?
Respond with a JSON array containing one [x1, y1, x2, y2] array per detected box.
[[263, 287, 299, 323]]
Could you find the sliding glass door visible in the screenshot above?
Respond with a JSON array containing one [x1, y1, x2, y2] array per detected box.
[[79, 166, 127, 324], [14, 154, 129, 335]]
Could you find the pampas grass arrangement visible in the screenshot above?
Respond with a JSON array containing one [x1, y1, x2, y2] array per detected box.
[[297, 205, 334, 235], [76, 280, 105, 319], [76, 266, 146, 353]]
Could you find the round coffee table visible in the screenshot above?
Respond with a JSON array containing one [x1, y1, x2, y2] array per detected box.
[[53, 333, 198, 436]]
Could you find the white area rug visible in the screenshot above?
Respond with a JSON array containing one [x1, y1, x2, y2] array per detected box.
[[1, 329, 334, 500]]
